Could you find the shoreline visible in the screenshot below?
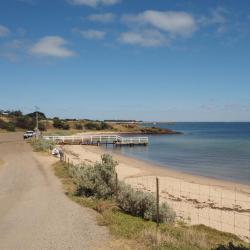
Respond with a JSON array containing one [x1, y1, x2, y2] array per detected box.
[[63, 143, 250, 241], [81, 145, 250, 193]]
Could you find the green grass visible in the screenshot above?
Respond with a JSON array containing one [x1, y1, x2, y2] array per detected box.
[[30, 138, 56, 152], [53, 161, 250, 250]]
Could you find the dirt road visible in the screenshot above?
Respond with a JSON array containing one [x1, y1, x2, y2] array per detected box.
[[0, 133, 110, 250]]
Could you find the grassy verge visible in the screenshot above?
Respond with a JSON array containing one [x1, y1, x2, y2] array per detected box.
[[53, 161, 249, 250], [29, 138, 56, 154]]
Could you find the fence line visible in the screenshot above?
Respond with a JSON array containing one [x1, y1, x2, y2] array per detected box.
[[124, 175, 250, 242], [62, 153, 250, 243]]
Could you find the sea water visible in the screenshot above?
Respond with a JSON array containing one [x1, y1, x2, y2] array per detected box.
[[108, 123, 250, 184]]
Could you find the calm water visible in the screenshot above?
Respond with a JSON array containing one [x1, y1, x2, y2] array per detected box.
[[107, 123, 250, 184]]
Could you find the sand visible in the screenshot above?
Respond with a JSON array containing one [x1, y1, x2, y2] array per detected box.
[[63, 144, 250, 242]]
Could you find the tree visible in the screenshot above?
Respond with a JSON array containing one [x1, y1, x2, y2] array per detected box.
[[15, 116, 35, 130], [26, 112, 46, 120], [53, 117, 64, 129], [9, 110, 23, 117], [53, 117, 69, 130]]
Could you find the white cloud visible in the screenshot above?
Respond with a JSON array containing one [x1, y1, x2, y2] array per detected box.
[[68, 0, 120, 7], [87, 13, 116, 22], [0, 25, 10, 37], [122, 10, 197, 37], [30, 36, 76, 57], [73, 28, 106, 39], [119, 30, 168, 47]]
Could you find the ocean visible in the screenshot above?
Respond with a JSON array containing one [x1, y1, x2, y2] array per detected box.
[[108, 122, 250, 184]]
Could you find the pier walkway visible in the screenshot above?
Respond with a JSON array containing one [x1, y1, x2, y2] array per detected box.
[[43, 134, 149, 146]]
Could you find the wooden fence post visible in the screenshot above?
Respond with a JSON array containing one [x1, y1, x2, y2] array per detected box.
[[115, 172, 118, 199], [156, 177, 160, 227]]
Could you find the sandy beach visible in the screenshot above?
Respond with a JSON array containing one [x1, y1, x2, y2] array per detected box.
[[63, 144, 250, 242]]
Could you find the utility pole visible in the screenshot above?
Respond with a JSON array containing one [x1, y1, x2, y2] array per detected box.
[[34, 106, 40, 138]]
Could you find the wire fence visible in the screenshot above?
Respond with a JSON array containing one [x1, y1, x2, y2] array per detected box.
[[62, 153, 250, 243], [124, 175, 250, 243]]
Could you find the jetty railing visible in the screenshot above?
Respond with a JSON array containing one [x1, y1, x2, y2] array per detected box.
[[43, 134, 149, 145]]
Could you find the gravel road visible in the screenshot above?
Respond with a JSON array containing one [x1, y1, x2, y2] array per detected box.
[[0, 133, 110, 250]]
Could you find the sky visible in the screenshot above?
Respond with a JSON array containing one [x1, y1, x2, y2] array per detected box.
[[0, 0, 250, 121]]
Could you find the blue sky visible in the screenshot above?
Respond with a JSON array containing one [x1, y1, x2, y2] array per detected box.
[[0, 0, 250, 121]]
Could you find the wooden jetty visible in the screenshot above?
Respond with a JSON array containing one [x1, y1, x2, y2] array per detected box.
[[43, 134, 149, 146]]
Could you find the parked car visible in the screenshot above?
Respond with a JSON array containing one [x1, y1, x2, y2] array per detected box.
[[23, 130, 36, 139]]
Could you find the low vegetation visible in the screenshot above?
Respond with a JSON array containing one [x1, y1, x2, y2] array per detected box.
[[0, 110, 47, 132], [52, 117, 70, 130], [84, 121, 112, 130], [0, 119, 16, 132], [117, 182, 176, 223], [0, 109, 180, 134], [53, 156, 249, 250], [68, 154, 175, 223], [30, 138, 56, 152]]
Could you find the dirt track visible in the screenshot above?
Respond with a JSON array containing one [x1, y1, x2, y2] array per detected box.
[[0, 133, 110, 250]]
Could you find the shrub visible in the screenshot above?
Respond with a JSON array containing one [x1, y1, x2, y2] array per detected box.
[[31, 139, 56, 152], [84, 121, 101, 130], [26, 111, 46, 120], [5, 122, 16, 132], [68, 154, 175, 224], [0, 119, 16, 131], [53, 117, 70, 130], [53, 117, 64, 129], [15, 116, 35, 130], [84, 121, 111, 130], [38, 121, 47, 131], [0, 119, 5, 128], [117, 182, 176, 223], [70, 154, 118, 199], [75, 123, 83, 130], [9, 110, 23, 117], [100, 122, 111, 130], [62, 123, 70, 130]]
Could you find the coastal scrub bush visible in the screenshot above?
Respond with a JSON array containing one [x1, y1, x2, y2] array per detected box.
[[84, 121, 111, 130], [5, 122, 16, 132], [70, 154, 118, 199], [15, 116, 35, 130], [99, 122, 111, 130], [53, 117, 70, 130], [68, 154, 175, 224], [84, 121, 100, 130], [0, 119, 16, 131], [31, 138, 56, 152], [38, 121, 47, 131], [74, 123, 83, 130], [117, 182, 176, 223]]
